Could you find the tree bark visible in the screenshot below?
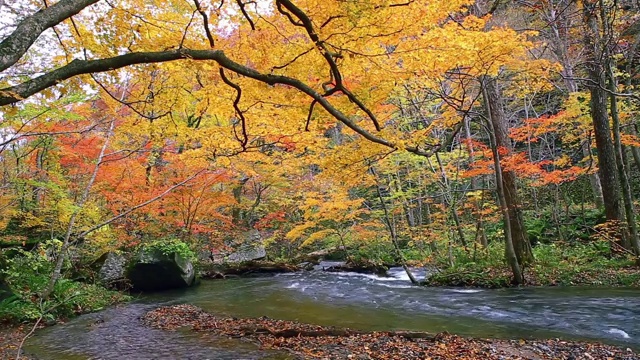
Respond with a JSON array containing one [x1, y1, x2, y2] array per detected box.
[[601, 2, 640, 257], [371, 167, 419, 285], [482, 76, 532, 266], [42, 117, 115, 299], [485, 114, 523, 285], [0, 0, 100, 72], [539, 0, 605, 208], [582, 1, 629, 250]]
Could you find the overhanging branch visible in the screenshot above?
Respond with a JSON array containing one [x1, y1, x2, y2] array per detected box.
[[0, 0, 100, 72], [0, 48, 437, 156]]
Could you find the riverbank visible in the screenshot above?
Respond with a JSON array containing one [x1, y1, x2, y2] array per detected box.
[[198, 244, 640, 289], [142, 304, 639, 360], [424, 263, 640, 288], [424, 243, 640, 288], [0, 324, 37, 360]]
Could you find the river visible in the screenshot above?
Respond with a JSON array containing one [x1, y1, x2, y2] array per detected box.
[[25, 264, 640, 359]]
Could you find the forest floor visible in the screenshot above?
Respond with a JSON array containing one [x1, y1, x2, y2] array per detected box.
[[425, 264, 640, 288], [422, 242, 640, 289], [142, 304, 639, 360], [0, 323, 36, 360]]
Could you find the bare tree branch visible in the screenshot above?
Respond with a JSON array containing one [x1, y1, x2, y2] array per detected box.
[[219, 67, 248, 149], [193, 0, 215, 47], [276, 0, 382, 131], [235, 0, 256, 30], [0, 48, 402, 150]]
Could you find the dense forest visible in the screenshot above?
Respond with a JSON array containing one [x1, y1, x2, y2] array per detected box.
[[1, 0, 640, 358]]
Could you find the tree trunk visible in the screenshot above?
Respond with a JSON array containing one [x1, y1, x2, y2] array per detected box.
[[434, 152, 467, 248], [601, 2, 640, 257], [371, 167, 419, 285], [628, 129, 640, 172], [482, 76, 532, 266], [582, 142, 605, 209], [582, 1, 629, 250], [42, 118, 116, 299], [231, 176, 249, 226], [541, 0, 605, 208], [485, 115, 524, 285]]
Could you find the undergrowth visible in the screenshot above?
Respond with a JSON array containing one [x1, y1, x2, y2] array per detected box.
[[0, 248, 130, 323], [426, 241, 639, 288]]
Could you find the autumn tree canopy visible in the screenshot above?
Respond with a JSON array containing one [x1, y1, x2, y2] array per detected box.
[[2, 0, 640, 287]]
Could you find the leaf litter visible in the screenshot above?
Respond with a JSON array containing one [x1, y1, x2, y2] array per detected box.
[[141, 304, 639, 360]]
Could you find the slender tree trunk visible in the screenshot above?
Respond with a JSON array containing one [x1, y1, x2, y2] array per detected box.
[[482, 76, 532, 266], [435, 153, 467, 248], [542, 0, 605, 208], [623, 16, 640, 175], [41, 118, 116, 299], [601, 3, 640, 257], [371, 167, 419, 285]]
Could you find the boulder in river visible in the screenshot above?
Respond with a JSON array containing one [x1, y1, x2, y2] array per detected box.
[[199, 260, 299, 278], [127, 248, 195, 291]]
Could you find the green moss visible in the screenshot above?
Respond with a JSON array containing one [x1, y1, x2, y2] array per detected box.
[[140, 239, 195, 262]]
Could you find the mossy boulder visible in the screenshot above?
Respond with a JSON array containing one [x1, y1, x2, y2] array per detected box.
[[127, 248, 195, 292]]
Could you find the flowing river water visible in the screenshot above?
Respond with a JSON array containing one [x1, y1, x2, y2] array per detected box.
[[25, 263, 640, 359]]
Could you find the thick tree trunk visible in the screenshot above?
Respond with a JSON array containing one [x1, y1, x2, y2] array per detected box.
[[231, 176, 249, 226], [583, 1, 629, 250], [582, 142, 605, 208], [482, 77, 532, 266], [629, 129, 640, 172]]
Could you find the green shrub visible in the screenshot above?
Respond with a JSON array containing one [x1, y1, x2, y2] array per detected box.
[[0, 248, 130, 323], [425, 240, 638, 288], [141, 239, 195, 261], [0, 295, 42, 322], [352, 240, 397, 265]]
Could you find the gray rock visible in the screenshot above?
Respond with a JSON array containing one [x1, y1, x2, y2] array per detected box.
[[223, 230, 266, 263], [297, 262, 315, 271], [211, 253, 225, 264], [127, 248, 195, 292], [197, 250, 213, 263], [227, 245, 266, 263], [96, 252, 127, 284], [244, 229, 261, 243]]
